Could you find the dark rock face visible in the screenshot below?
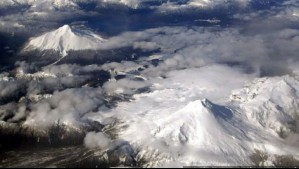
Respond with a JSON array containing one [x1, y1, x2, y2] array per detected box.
[[106, 140, 137, 167], [0, 120, 139, 168], [0, 122, 86, 152], [0, 143, 138, 168]]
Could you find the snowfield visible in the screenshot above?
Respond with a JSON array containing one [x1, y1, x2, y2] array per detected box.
[[81, 66, 299, 167]]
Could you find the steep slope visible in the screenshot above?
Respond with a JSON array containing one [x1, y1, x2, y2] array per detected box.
[[147, 99, 252, 166], [24, 25, 106, 64], [153, 99, 233, 145]]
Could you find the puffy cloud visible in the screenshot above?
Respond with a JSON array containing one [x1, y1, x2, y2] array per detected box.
[[190, 0, 251, 7], [103, 78, 150, 95], [24, 87, 105, 128], [0, 103, 18, 121], [84, 132, 111, 149], [10, 105, 27, 122], [0, 0, 251, 9], [155, 0, 251, 11], [0, 0, 78, 11], [102, 0, 141, 8], [107, 27, 281, 77], [133, 41, 159, 51], [0, 80, 26, 103]]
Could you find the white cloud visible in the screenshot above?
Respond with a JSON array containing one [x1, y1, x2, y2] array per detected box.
[[103, 78, 150, 95], [84, 132, 111, 149], [24, 87, 105, 128], [0, 81, 24, 99], [156, 0, 251, 11], [102, 0, 141, 8]]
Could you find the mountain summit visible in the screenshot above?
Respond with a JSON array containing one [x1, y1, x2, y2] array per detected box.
[[24, 25, 106, 57]]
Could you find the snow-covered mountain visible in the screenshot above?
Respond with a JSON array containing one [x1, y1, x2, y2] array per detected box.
[[24, 25, 106, 59], [90, 69, 299, 166]]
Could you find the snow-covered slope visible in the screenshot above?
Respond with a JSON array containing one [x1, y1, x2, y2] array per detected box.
[[86, 66, 299, 167], [231, 76, 299, 137], [97, 95, 255, 166], [147, 99, 252, 166], [24, 25, 106, 57]]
